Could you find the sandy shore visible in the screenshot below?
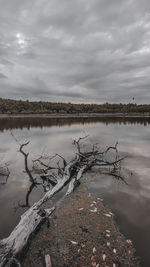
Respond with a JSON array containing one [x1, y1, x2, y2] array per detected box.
[[22, 182, 140, 267]]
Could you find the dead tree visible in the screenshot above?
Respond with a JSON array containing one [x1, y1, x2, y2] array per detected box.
[[0, 137, 126, 267]]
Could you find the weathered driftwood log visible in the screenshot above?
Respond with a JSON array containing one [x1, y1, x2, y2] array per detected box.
[[0, 137, 126, 266], [0, 207, 55, 267], [0, 156, 81, 266]]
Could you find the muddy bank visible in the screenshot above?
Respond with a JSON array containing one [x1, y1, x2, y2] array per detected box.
[[22, 182, 139, 267]]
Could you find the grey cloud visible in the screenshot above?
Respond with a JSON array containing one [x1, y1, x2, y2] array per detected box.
[[1, 59, 14, 66], [0, 73, 7, 79], [18, 50, 37, 59], [0, 76, 83, 101], [0, 0, 150, 103]]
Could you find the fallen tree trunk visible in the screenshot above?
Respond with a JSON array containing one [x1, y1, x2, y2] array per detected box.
[[66, 164, 90, 195], [0, 158, 80, 266], [0, 137, 126, 266], [0, 207, 55, 267]]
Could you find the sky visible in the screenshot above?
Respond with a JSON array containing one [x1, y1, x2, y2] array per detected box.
[[0, 0, 150, 104]]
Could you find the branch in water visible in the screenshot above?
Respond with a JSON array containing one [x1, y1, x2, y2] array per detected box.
[[19, 141, 35, 183]]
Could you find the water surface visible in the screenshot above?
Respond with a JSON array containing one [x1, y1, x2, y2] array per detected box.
[[0, 116, 150, 266]]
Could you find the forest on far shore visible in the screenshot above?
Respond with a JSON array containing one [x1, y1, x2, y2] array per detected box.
[[0, 97, 150, 114]]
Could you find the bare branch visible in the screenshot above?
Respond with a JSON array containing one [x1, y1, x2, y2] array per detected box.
[[19, 141, 35, 183], [109, 172, 128, 185], [72, 135, 89, 153]]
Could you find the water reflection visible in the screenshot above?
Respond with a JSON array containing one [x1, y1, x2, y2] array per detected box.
[[14, 183, 36, 210], [0, 116, 150, 266], [0, 116, 150, 131]]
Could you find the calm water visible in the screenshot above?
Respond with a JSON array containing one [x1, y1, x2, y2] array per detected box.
[[0, 116, 150, 266]]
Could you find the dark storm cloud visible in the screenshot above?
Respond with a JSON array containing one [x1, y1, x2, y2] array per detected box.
[[0, 0, 150, 103]]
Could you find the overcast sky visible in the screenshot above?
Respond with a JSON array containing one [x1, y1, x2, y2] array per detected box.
[[0, 0, 150, 103]]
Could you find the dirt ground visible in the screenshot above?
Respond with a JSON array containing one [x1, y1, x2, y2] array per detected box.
[[22, 182, 140, 267]]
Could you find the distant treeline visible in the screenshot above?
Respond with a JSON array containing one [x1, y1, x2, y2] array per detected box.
[[0, 98, 150, 114]]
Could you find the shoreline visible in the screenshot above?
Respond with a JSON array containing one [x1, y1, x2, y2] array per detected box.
[[0, 112, 150, 119]]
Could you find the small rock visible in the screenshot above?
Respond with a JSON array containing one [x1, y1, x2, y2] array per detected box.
[[93, 247, 96, 253], [97, 197, 103, 201], [102, 253, 106, 261], [113, 248, 117, 254], [90, 207, 98, 213], [70, 240, 78, 245], [104, 213, 111, 217], [107, 242, 110, 247], [106, 234, 110, 238], [126, 239, 132, 244]]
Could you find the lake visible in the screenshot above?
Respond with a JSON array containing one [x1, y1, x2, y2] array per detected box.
[[0, 115, 150, 266]]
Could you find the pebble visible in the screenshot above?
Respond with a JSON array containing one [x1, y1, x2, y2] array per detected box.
[[106, 234, 110, 238], [113, 248, 117, 254], [70, 240, 78, 245], [102, 253, 106, 261], [126, 239, 132, 244], [93, 247, 96, 253], [104, 213, 111, 217], [90, 207, 98, 213], [97, 197, 103, 201]]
